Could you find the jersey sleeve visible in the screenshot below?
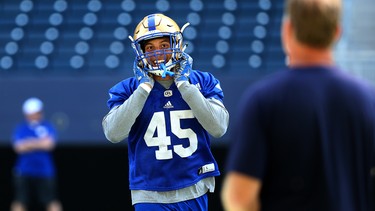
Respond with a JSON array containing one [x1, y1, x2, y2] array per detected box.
[[107, 78, 138, 110], [12, 124, 23, 144], [189, 70, 225, 103], [45, 121, 58, 141]]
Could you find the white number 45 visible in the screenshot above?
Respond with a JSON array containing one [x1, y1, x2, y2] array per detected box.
[[144, 110, 198, 160]]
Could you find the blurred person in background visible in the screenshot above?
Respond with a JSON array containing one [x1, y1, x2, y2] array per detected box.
[[102, 13, 229, 210], [221, 0, 375, 210], [11, 97, 62, 211]]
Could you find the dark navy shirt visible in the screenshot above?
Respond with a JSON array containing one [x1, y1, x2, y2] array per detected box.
[[226, 66, 375, 211]]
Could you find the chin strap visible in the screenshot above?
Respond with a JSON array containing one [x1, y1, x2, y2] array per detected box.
[[160, 63, 175, 78]]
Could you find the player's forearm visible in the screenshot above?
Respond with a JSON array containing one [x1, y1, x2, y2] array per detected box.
[[34, 137, 55, 150], [221, 173, 261, 211], [14, 137, 55, 153], [14, 141, 31, 153], [222, 200, 259, 211], [102, 86, 149, 143], [178, 82, 229, 138]]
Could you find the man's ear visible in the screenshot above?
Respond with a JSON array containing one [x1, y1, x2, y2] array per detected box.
[[281, 18, 292, 60], [334, 25, 342, 44]]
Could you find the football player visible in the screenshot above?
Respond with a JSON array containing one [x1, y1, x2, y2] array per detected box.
[[102, 13, 229, 210]]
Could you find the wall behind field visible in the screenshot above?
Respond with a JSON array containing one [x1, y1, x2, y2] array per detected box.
[[0, 145, 229, 211], [0, 74, 268, 146]]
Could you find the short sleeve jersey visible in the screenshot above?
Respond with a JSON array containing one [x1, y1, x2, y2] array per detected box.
[[12, 120, 57, 178], [107, 70, 224, 191]]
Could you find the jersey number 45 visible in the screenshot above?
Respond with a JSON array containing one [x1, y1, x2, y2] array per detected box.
[[144, 110, 198, 160]]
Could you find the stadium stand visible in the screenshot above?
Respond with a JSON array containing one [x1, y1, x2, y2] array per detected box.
[[0, 0, 286, 76]]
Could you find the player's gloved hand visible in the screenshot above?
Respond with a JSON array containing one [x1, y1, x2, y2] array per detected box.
[[133, 61, 154, 89], [174, 53, 193, 87]]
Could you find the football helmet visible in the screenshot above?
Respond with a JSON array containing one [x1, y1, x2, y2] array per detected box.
[[129, 13, 190, 76]]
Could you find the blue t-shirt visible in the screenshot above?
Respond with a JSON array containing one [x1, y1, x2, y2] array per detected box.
[[12, 120, 57, 178], [226, 66, 375, 211], [107, 70, 223, 191]]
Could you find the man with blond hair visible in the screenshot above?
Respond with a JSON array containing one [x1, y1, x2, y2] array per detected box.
[[221, 0, 375, 210]]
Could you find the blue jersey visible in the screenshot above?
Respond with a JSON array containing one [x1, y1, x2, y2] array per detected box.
[[12, 120, 57, 178], [226, 66, 375, 211], [107, 70, 222, 191]]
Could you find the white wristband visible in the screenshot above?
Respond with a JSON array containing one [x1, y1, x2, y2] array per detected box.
[[176, 81, 189, 88], [139, 83, 152, 93]]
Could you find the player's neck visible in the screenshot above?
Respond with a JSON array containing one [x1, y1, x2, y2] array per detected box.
[[156, 78, 174, 89], [288, 44, 334, 67], [153, 75, 174, 81]]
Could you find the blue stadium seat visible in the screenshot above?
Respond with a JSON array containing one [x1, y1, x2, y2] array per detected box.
[[0, 0, 285, 75]]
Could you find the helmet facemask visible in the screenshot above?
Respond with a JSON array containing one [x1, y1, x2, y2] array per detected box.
[[135, 32, 183, 76]]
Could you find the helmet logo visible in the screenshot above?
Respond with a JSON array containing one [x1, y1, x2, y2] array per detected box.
[[147, 14, 156, 31]]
